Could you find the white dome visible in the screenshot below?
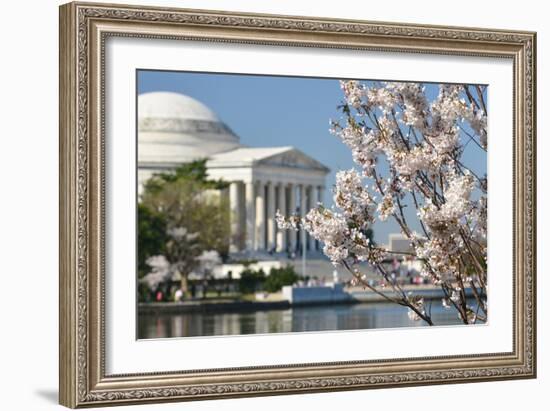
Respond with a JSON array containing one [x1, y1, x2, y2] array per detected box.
[[139, 91, 219, 122], [138, 92, 241, 167]]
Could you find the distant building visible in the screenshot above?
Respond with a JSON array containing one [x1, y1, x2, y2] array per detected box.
[[388, 233, 413, 254], [385, 233, 424, 277], [138, 91, 330, 255]]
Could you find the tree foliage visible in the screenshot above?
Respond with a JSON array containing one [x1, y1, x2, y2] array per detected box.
[[238, 266, 300, 294], [264, 266, 300, 293], [138, 160, 231, 293], [238, 269, 266, 294], [141, 160, 230, 253], [137, 204, 167, 278]]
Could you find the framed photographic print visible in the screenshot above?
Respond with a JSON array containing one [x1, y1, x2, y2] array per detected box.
[[59, 1, 537, 408]]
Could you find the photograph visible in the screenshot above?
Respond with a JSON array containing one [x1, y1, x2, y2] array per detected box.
[[55, 2, 536, 407], [136, 70, 488, 339]]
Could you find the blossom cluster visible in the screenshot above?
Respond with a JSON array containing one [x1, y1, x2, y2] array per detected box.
[[276, 169, 384, 266], [279, 80, 487, 325], [142, 255, 171, 291], [141, 227, 217, 291]]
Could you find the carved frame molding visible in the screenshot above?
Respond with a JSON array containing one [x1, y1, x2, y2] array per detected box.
[[59, 2, 536, 407]]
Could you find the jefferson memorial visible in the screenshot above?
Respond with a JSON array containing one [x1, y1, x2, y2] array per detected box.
[[138, 91, 329, 256]]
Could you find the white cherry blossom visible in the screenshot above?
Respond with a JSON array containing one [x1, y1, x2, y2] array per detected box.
[[279, 80, 487, 326]]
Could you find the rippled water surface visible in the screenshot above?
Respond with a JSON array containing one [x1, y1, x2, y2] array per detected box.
[[138, 300, 480, 339]]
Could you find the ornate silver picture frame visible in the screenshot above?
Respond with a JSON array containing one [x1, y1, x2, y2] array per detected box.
[[59, 1, 536, 408]]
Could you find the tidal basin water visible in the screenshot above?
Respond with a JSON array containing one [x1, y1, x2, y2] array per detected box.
[[138, 301, 477, 339]]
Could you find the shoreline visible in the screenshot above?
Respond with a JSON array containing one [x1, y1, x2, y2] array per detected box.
[[139, 286, 475, 315]]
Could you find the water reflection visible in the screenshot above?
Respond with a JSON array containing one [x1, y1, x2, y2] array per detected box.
[[138, 300, 478, 339]]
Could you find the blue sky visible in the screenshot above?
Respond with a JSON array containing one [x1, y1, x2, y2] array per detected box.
[[137, 70, 486, 245]]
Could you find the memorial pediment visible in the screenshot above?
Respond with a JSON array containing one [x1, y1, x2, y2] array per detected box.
[[207, 146, 329, 173], [258, 149, 329, 172]]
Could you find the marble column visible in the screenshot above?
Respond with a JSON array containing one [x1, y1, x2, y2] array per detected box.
[[255, 181, 266, 250], [288, 183, 297, 252], [229, 181, 241, 252], [308, 185, 318, 252], [299, 184, 307, 216], [245, 181, 256, 251], [299, 184, 307, 254], [317, 186, 325, 251], [276, 183, 287, 252], [267, 182, 276, 252]]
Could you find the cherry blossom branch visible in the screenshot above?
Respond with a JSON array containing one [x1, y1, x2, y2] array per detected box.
[[475, 85, 488, 115], [344, 261, 433, 326], [289, 80, 488, 326]]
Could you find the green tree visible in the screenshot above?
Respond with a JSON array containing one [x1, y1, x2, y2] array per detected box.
[[264, 266, 300, 293], [137, 203, 167, 278], [164, 228, 202, 295], [238, 269, 265, 294], [364, 228, 375, 246], [143, 159, 228, 192], [141, 178, 230, 259], [138, 160, 231, 295]]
